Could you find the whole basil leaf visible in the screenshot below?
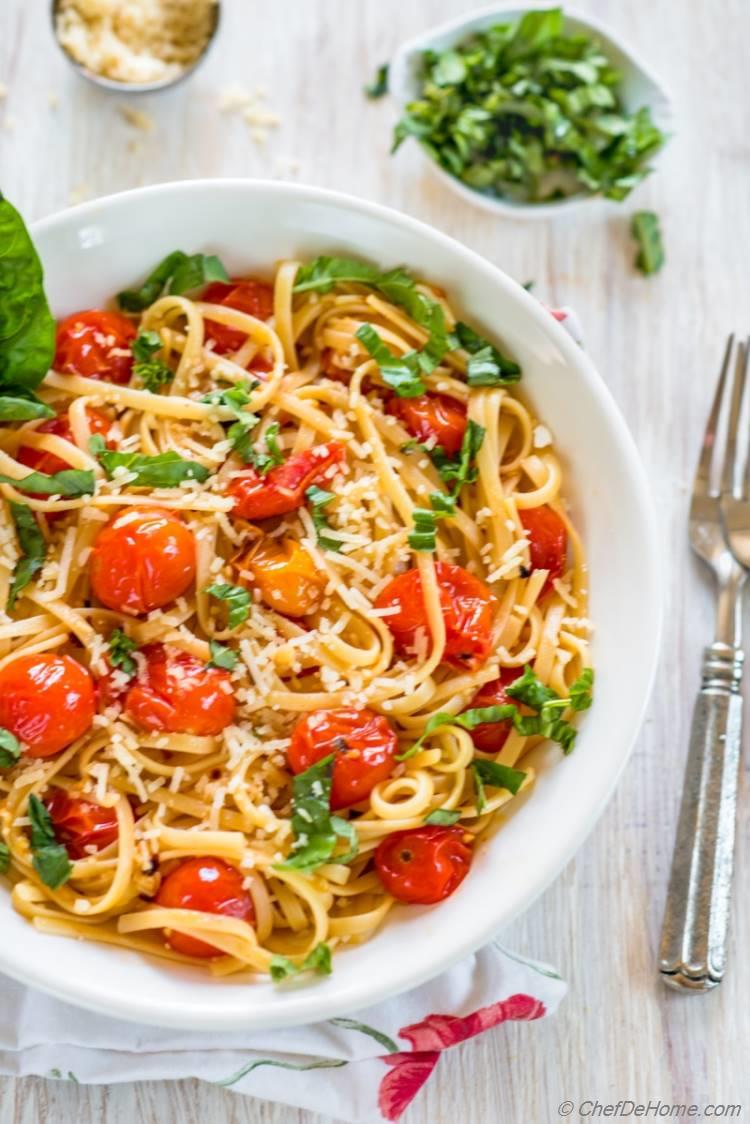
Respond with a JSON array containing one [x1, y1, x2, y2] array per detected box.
[[117, 251, 229, 312], [0, 194, 56, 391], [0, 389, 54, 421]]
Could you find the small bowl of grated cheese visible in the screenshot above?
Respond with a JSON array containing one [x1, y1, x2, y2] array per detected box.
[[52, 0, 221, 93]]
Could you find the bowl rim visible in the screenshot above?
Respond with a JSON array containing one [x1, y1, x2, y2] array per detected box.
[[387, 3, 675, 220], [4, 178, 664, 1029]]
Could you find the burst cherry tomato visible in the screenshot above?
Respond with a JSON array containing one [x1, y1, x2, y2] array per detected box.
[[519, 505, 568, 591], [374, 826, 472, 904], [0, 653, 95, 758], [387, 393, 467, 457], [45, 790, 119, 859], [202, 279, 275, 354], [288, 708, 398, 810], [18, 407, 113, 477], [156, 857, 255, 958], [234, 537, 325, 618], [466, 668, 521, 753], [375, 562, 495, 670], [228, 442, 345, 521], [55, 309, 136, 384], [122, 644, 235, 736], [90, 506, 196, 616]]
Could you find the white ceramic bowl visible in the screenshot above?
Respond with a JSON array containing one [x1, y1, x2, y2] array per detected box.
[[388, 5, 674, 220], [4, 180, 661, 1029]]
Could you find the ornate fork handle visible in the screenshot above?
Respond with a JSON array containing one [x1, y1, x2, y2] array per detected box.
[[658, 641, 744, 990]]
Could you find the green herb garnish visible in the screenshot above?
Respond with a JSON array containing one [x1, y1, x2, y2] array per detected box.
[[0, 392, 54, 421], [94, 449, 209, 488], [117, 251, 229, 312], [131, 330, 173, 392], [631, 211, 664, 275], [207, 639, 238, 671], [0, 468, 95, 497], [365, 63, 389, 99], [425, 808, 462, 826], [472, 759, 527, 813], [430, 419, 485, 497], [355, 324, 426, 398], [392, 8, 666, 205], [204, 581, 252, 630], [0, 728, 21, 769], [108, 629, 139, 677], [0, 194, 56, 395], [246, 422, 284, 475], [7, 501, 46, 611], [270, 942, 333, 982], [450, 322, 521, 387], [0, 841, 9, 874], [277, 755, 359, 872], [306, 485, 343, 552], [27, 793, 72, 889], [201, 380, 260, 463]]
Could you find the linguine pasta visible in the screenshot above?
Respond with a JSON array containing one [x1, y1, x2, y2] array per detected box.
[[0, 255, 592, 979]]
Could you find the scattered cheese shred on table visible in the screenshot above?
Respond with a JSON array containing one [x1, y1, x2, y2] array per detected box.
[[56, 0, 217, 85], [219, 82, 282, 146]]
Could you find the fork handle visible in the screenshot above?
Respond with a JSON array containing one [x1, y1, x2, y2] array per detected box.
[[658, 642, 743, 991]]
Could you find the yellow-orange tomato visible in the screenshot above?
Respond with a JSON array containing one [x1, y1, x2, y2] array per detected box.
[[234, 537, 325, 618]]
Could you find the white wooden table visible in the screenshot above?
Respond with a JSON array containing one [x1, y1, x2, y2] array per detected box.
[[0, 0, 748, 1119]]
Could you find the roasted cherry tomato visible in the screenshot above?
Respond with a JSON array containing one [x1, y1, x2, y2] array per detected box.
[[519, 505, 568, 591], [466, 668, 521, 753], [18, 407, 113, 478], [55, 309, 136, 384], [234, 537, 325, 618], [288, 708, 398, 810], [45, 789, 119, 859], [122, 643, 236, 736], [320, 347, 351, 383], [374, 825, 472, 904], [202, 279, 275, 354], [90, 506, 196, 616], [156, 857, 255, 958], [228, 442, 345, 521], [387, 393, 467, 457], [0, 653, 95, 758], [375, 562, 495, 670]]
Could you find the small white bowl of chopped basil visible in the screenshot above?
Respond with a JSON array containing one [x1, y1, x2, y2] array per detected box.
[[387, 6, 673, 218]]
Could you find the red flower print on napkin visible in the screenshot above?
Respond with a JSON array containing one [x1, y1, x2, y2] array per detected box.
[[377, 994, 545, 1120]]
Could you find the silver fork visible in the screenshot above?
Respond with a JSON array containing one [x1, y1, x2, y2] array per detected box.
[[659, 335, 750, 991]]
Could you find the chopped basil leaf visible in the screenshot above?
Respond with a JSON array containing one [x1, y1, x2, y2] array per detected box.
[[0, 727, 21, 769], [505, 664, 559, 710], [428, 419, 485, 499], [118, 251, 229, 312], [95, 450, 210, 488], [108, 629, 139, 677], [365, 63, 389, 99], [392, 11, 666, 205], [7, 501, 46, 611], [408, 507, 437, 552], [523, 280, 536, 292], [207, 639, 238, 671], [306, 485, 343, 553], [0, 841, 9, 874], [245, 422, 284, 475], [355, 324, 426, 398], [201, 380, 260, 462], [0, 468, 95, 497], [631, 211, 664, 275], [450, 322, 521, 386], [425, 808, 462, 826], [204, 581, 252, 630], [569, 667, 595, 711], [0, 195, 56, 394], [471, 759, 527, 817], [277, 755, 359, 872], [0, 390, 54, 421], [131, 330, 173, 393], [27, 793, 72, 889], [270, 942, 333, 982]]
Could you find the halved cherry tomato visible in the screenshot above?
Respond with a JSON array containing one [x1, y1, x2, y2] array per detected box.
[[202, 279, 275, 354], [374, 562, 495, 670], [18, 407, 113, 478], [55, 309, 136, 384], [0, 653, 95, 758], [387, 393, 467, 457], [155, 857, 255, 958], [45, 790, 119, 859], [122, 644, 236, 736], [374, 825, 472, 904], [519, 505, 568, 591], [90, 506, 196, 616], [288, 708, 398, 810], [228, 442, 345, 520], [466, 667, 521, 753], [234, 537, 325, 618]]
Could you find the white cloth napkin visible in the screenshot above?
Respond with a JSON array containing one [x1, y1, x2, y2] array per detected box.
[[0, 942, 565, 1122], [0, 300, 579, 1122]]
